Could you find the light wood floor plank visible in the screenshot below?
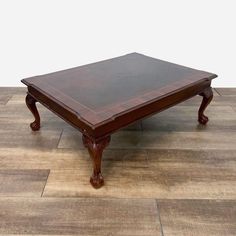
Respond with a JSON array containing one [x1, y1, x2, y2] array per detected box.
[[43, 149, 236, 199], [136, 131, 236, 150], [0, 197, 161, 236], [0, 169, 49, 196], [142, 105, 236, 131], [213, 88, 221, 96], [215, 88, 236, 96], [180, 95, 236, 106], [0, 148, 148, 169], [58, 129, 236, 150], [158, 199, 236, 236], [0, 129, 62, 149], [5, 94, 27, 105], [0, 100, 55, 119], [0, 148, 89, 169], [147, 149, 236, 199], [0, 87, 236, 235], [0, 87, 26, 95], [0, 95, 12, 105]]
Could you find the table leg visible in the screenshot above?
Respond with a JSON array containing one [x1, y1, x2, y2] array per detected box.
[[25, 94, 41, 131], [82, 134, 111, 188], [198, 86, 213, 125]]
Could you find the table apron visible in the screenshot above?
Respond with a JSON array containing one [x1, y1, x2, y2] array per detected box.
[[93, 80, 211, 138], [27, 79, 211, 139]]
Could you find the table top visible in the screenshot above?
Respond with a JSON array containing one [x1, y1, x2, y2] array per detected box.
[[22, 53, 217, 128]]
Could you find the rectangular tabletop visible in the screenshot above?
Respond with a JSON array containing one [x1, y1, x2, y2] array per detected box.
[[22, 53, 217, 137]]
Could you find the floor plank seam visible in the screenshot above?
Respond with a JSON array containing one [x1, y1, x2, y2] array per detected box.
[[231, 106, 236, 113], [155, 200, 165, 236], [4, 95, 13, 105], [56, 128, 64, 149], [214, 88, 221, 96], [140, 120, 144, 131], [1, 87, 236, 235], [41, 170, 50, 197]]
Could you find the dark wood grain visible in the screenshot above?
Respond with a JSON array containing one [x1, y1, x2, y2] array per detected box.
[[0, 198, 161, 236], [198, 86, 213, 124], [158, 200, 236, 236], [0, 169, 49, 196], [82, 135, 111, 188], [21, 53, 217, 137], [25, 94, 41, 131], [21, 53, 217, 187]]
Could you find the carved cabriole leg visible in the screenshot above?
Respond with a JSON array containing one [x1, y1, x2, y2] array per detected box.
[[198, 86, 213, 125], [82, 134, 111, 188], [25, 94, 41, 131]]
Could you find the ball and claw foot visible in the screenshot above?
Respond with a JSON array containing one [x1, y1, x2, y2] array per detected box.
[[198, 114, 209, 125], [30, 121, 40, 131], [90, 173, 104, 189], [25, 94, 41, 131], [83, 134, 110, 189], [198, 86, 213, 125]]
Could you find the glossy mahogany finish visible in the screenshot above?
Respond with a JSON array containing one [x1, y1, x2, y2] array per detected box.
[[22, 53, 217, 188], [198, 87, 214, 124], [82, 135, 111, 188], [25, 94, 40, 131]]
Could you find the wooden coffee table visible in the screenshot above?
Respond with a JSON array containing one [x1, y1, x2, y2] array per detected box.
[[21, 53, 217, 188]]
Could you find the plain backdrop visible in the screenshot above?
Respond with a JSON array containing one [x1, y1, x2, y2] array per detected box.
[[0, 0, 235, 87]]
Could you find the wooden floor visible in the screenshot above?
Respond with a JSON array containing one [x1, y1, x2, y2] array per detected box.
[[0, 87, 236, 236]]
